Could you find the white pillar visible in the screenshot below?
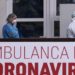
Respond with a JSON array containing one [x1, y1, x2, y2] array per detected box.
[[43, 0, 47, 37], [45, 0, 53, 38]]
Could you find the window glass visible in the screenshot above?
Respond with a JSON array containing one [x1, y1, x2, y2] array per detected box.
[[17, 22, 43, 38], [13, 0, 43, 18], [54, 21, 60, 37]]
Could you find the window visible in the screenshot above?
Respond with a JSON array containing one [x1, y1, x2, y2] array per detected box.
[[13, 0, 43, 18], [13, 0, 44, 38]]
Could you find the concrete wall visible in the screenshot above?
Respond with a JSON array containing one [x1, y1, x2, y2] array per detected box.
[[60, 4, 75, 38]]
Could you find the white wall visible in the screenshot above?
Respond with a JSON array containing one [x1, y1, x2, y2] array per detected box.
[[60, 4, 75, 38], [0, 0, 7, 38]]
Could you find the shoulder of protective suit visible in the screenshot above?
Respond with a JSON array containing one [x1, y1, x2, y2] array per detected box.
[[68, 22, 75, 30]]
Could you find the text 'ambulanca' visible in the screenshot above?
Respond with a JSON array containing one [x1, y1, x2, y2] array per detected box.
[[0, 45, 75, 59]]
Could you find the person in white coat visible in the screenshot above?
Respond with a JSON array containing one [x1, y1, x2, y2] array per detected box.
[[67, 12, 75, 38]]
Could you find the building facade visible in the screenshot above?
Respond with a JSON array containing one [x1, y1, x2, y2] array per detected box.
[[0, 0, 75, 38]]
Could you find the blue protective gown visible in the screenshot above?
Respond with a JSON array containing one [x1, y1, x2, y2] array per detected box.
[[2, 23, 19, 38]]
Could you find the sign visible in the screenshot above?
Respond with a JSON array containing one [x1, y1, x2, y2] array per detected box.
[[0, 41, 75, 75]]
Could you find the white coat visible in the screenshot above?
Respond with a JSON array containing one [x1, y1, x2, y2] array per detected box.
[[67, 19, 75, 38]]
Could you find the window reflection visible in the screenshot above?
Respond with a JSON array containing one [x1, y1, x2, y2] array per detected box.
[[13, 0, 43, 18], [57, 0, 75, 15]]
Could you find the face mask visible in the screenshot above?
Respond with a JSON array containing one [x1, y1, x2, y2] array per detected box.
[[12, 19, 17, 25]]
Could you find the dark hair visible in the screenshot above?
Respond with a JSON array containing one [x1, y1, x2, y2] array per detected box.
[[7, 13, 17, 23]]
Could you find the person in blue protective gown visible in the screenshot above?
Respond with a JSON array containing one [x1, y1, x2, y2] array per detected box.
[[2, 13, 19, 38]]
